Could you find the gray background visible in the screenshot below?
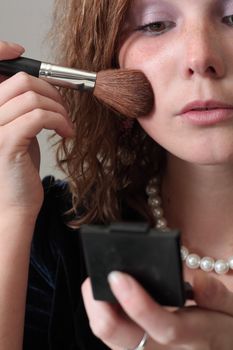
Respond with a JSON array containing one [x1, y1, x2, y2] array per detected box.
[[0, 0, 63, 178]]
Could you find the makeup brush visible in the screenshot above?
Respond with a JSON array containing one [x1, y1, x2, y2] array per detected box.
[[0, 57, 154, 118]]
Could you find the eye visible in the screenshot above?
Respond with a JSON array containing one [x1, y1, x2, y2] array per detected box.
[[223, 14, 233, 26], [136, 21, 175, 35]]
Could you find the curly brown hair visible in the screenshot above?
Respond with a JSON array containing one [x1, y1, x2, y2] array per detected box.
[[49, 0, 165, 228]]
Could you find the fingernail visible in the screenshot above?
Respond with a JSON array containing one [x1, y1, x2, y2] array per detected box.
[[108, 271, 132, 300]]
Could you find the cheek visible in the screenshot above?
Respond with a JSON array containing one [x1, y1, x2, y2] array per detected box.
[[118, 35, 175, 73], [119, 36, 162, 70], [119, 39, 150, 68], [118, 36, 178, 108]]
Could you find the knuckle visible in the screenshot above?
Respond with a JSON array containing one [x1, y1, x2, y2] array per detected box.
[[165, 324, 180, 343], [15, 72, 32, 88], [30, 108, 45, 122], [133, 305, 147, 320], [24, 91, 41, 107], [59, 103, 68, 116], [128, 299, 150, 320], [159, 324, 180, 345], [90, 315, 117, 341]]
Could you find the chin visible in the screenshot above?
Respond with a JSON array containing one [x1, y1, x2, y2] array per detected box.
[[175, 151, 233, 166], [162, 134, 233, 167]]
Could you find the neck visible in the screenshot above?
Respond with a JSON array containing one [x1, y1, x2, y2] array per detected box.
[[161, 154, 233, 258]]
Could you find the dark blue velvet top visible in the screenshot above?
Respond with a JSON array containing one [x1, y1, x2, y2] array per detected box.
[[23, 176, 111, 350]]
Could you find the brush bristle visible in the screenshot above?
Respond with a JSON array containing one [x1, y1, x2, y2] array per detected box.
[[94, 69, 154, 118]]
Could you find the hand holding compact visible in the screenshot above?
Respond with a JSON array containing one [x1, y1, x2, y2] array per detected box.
[[82, 271, 233, 349]]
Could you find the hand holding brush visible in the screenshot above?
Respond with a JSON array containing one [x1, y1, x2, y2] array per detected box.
[[0, 57, 154, 118]]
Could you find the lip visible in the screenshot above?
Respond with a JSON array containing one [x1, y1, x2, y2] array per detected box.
[[180, 100, 233, 114], [178, 100, 233, 126]]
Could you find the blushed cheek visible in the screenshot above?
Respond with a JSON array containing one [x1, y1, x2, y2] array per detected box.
[[118, 37, 177, 91], [118, 36, 181, 124], [118, 36, 162, 73], [118, 39, 151, 69]]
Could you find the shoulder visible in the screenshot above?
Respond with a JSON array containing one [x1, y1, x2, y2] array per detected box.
[[24, 177, 90, 348], [28, 175, 87, 313], [38, 175, 72, 225], [30, 176, 83, 288], [33, 176, 71, 250]]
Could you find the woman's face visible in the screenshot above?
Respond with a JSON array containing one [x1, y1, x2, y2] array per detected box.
[[119, 0, 233, 165]]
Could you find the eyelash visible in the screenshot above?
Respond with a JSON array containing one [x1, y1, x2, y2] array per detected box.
[[223, 14, 233, 26], [136, 21, 175, 36], [136, 14, 233, 36]]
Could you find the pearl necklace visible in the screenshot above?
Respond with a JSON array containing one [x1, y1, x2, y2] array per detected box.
[[146, 177, 233, 275]]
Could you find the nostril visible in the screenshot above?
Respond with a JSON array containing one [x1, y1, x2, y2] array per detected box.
[[188, 65, 217, 76], [188, 68, 194, 75], [207, 66, 216, 74]]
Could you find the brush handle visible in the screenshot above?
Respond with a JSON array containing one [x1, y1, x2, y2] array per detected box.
[[0, 57, 41, 77], [0, 56, 96, 91]]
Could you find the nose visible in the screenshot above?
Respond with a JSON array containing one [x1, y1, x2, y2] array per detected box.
[[181, 21, 226, 79]]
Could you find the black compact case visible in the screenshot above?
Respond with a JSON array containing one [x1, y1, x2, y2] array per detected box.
[[80, 222, 187, 307]]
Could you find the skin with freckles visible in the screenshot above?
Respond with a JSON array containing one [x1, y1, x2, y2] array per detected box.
[[119, 0, 233, 165], [82, 1, 233, 349], [118, 0, 233, 282]]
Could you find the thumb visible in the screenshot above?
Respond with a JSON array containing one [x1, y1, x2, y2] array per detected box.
[[0, 40, 25, 60], [193, 271, 233, 317]]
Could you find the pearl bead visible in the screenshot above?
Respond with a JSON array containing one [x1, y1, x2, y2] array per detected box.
[[214, 259, 229, 274], [186, 254, 201, 269], [146, 185, 159, 195], [228, 256, 233, 270], [148, 196, 161, 207], [200, 257, 214, 272], [152, 208, 164, 218], [156, 218, 168, 230], [180, 246, 189, 261], [149, 177, 159, 185], [147, 176, 233, 275]]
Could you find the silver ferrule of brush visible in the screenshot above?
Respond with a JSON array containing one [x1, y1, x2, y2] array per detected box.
[[39, 63, 97, 91]]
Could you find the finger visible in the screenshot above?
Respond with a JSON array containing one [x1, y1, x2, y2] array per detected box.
[[0, 41, 24, 59], [81, 278, 145, 349], [108, 271, 180, 345], [1, 109, 74, 150], [0, 91, 69, 126], [0, 72, 66, 109], [194, 271, 233, 317]]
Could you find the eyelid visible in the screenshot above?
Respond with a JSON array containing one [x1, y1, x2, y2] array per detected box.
[[138, 19, 173, 28], [137, 20, 172, 29], [136, 20, 175, 35], [139, 11, 175, 24]]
